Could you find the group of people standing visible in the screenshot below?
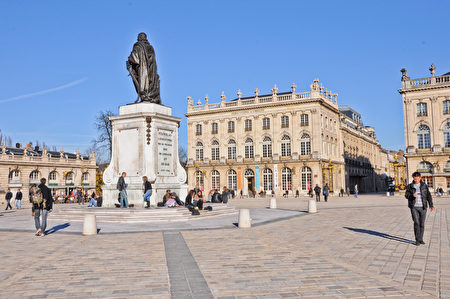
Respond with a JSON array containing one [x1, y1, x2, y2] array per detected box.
[[4, 188, 22, 210]]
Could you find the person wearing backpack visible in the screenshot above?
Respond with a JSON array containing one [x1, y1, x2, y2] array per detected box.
[[5, 189, 13, 210], [32, 178, 53, 236]]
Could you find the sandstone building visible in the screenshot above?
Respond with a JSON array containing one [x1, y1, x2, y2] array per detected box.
[[0, 143, 97, 203], [399, 65, 450, 190], [185, 79, 392, 196]]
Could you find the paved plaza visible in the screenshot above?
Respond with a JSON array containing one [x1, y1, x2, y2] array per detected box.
[[0, 194, 449, 298]]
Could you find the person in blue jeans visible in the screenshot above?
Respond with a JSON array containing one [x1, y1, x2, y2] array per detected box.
[[142, 176, 153, 208], [15, 189, 23, 209], [88, 194, 97, 207], [354, 184, 359, 198], [117, 172, 128, 208]]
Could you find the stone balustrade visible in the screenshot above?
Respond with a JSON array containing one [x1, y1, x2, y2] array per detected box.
[[187, 80, 337, 112]]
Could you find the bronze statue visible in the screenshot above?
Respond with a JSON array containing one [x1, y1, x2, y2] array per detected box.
[[127, 32, 161, 104]]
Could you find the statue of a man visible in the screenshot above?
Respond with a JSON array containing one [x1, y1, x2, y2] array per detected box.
[[127, 32, 161, 104]]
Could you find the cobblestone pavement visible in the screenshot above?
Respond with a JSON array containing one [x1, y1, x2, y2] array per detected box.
[[0, 194, 449, 298]]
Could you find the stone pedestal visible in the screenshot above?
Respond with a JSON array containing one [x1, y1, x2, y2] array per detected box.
[[102, 102, 187, 208], [308, 199, 317, 213]]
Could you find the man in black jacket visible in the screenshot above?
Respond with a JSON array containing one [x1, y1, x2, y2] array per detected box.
[[405, 172, 435, 246], [33, 178, 53, 237], [15, 188, 23, 209], [314, 184, 321, 202], [5, 189, 13, 210], [117, 172, 128, 208]]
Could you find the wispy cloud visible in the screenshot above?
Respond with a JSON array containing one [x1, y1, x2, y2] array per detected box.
[[0, 77, 88, 104]]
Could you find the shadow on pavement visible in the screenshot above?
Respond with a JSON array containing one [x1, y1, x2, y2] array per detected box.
[[46, 223, 70, 235], [344, 227, 415, 244]]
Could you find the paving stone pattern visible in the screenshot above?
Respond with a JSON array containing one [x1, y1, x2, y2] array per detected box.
[[164, 232, 214, 299], [0, 194, 449, 298]]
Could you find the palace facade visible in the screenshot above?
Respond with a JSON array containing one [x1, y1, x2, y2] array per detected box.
[[399, 65, 450, 190], [185, 79, 392, 196], [0, 143, 97, 203]]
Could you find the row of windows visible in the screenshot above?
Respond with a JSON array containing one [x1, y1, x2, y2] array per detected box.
[[195, 134, 312, 160], [195, 114, 309, 135], [8, 170, 89, 182], [416, 123, 450, 149], [416, 100, 450, 117], [195, 167, 313, 191]]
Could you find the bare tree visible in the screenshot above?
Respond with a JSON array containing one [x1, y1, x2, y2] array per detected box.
[[178, 145, 188, 168], [93, 110, 115, 163]]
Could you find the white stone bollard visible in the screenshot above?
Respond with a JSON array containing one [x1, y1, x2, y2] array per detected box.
[[82, 214, 98, 235], [308, 199, 317, 214], [238, 209, 251, 228], [269, 198, 277, 209]]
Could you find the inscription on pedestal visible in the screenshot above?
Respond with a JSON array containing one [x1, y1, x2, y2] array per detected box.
[[157, 128, 174, 176]]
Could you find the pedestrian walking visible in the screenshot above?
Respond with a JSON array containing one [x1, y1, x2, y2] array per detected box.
[[221, 186, 230, 204], [314, 184, 321, 202], [323, 184, 329, 202], [354, 184, 358, 198], [142, 176, 152, 208], [15, 188, 22, 209], [117, 172, 128, 208], [405, 172, 434, 246], [32, 178, 53, 237], [5, 189, 13, 210]]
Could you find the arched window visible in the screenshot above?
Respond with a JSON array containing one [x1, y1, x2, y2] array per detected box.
[[65, 172, 74, 185], [444, 122, 450, 148], [281, 167, 292, 191], [196, 142, 204, 161], [262, 137, 272, 157], [29, 170, 39, 182], [195, 170, 204, 190], [227, 139, 236, 159], [8, 170, 20, 182], [263, 168, 273, 191], [244, 169, 254, 178], [82, 172, 89, 183], [281, 135, 291, 156], [211, 140, 220, 160], [281, 115, 289, 128], [211, 170, 220, 190], [245, 138, 254, 158], [196, 124, 202, 135], [301, 167, 312, 191], [300, 114, 309, 126], [300, 134, 311, 155], [417, 125, 431, 149], [228, 169, 237, 190], [49, 171, 57, 182]]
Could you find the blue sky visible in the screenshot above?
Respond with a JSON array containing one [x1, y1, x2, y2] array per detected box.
[[1, 0, 449, 157]]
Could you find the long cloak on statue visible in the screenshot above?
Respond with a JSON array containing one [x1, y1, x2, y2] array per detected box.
[[128, 38, 161, 103]]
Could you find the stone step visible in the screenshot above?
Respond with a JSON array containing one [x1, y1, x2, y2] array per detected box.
[[49, 204, 238, 223]]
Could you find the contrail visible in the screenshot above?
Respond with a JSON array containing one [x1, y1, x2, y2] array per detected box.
[[0, 77, 88, 104]]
